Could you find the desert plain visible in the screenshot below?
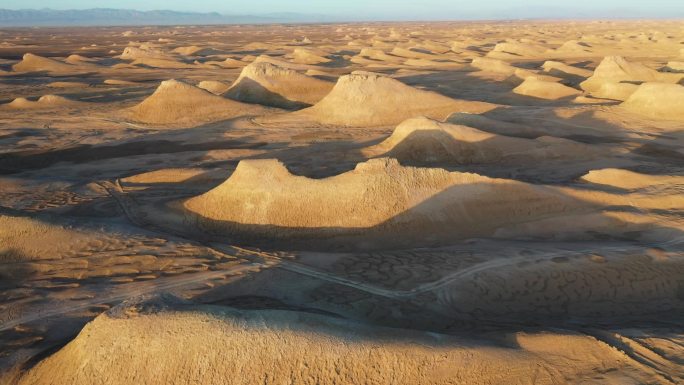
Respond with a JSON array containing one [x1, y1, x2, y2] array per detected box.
[[0, 20, 683, 384]]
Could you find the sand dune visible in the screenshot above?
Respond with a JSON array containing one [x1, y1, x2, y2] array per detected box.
[[363, 117, 594, 164], [183, 157, 588, 247], [270, 72, 495, 126], [513, 77, 582, 100], [17, 306, 657, 385], [620, 82, 684, 120], [224, 62, 334, 109], [127, 79, 268, 125]]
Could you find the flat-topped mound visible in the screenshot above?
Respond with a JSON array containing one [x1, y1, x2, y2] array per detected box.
[[127, 79, 267, 125], [363, 117, 594, 164], [12, 53, 78, 74], [225, 62, 333, 109], [183, 157, 587, 248], [120, 45, 173, 61], [513, 77, 582, 100], [18, 306, 640, 385], [620, 83, 684, 120], [582, 168, 684, 189], [274, 72, 495, 127], [581, 56, 683, 92]]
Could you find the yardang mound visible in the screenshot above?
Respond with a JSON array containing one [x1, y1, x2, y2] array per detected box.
[[4, 94, 83, 109], [12, 53, 79, 74], [363, 117, 594, 164], [127, 79, 268, 125], [513, 77, 582, 100], [580, 56, 683, 93], [183, 157, 588, 248], [225, 62, 333, 109], [620, 83, 684, 120], [17, 306, 654, 385], [265, 72, 495, 127]]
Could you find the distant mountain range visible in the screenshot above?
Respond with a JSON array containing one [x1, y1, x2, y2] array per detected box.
[[0, 7, 682, 27], [0, 8, 336, 26]]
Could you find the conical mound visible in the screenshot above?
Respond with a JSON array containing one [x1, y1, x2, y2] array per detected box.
[[279, 72, 495, 127], [183, 157, 585, 248], [4, 94, 82, 109], [363, 117, 594, 164], [620, 83, 684, 120], [224, 62, 333, 109], [12, 53, 77, 74], [513, 77, 581, 100], [127, 79, 268, 125], [580, 56, 683, 92]]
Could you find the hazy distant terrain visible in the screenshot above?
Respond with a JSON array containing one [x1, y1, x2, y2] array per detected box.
[[0, 8, 333, 26]]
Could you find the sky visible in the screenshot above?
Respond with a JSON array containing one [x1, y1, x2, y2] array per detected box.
[[2, 0, 684, 20]]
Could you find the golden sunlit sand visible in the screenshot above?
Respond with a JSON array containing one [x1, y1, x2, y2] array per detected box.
[[0, 19, 683, 385]]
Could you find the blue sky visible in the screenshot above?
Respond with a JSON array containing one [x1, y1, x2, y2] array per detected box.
[[2, 0, 684, 19]]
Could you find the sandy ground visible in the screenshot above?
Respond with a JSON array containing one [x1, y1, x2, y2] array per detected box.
[[0, 20, 683, 384]]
